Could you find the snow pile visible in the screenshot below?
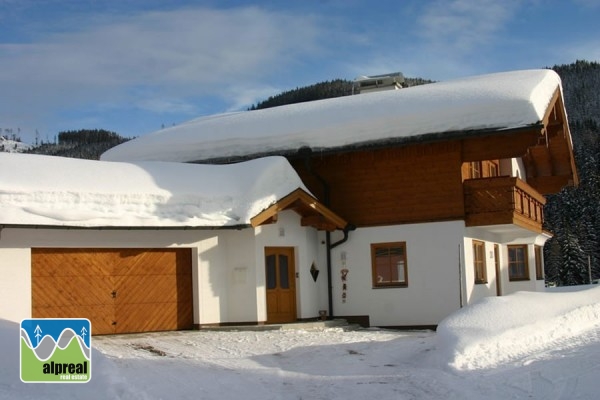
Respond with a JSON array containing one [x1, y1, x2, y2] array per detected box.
[[437, 285, 600, 370], [101, 69, 562, 163], [0, 153, 307, 227]]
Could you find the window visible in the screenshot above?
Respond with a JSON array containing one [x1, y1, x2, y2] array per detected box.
[[468, 161, 482, 178], [535, 245, 544, 280], [371, 242, 408, 288], [473, 240, 487, 284], [508, 245, 529, 281], [488, 161, 499, 177]]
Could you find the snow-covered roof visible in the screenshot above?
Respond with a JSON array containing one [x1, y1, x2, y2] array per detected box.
[[101, 69, 563, 163], [0, 153, 308, 228]]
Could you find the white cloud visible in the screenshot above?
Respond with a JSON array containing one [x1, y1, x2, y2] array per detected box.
[[222, 85, 284, 112], [0, 6, 324, 112], [416, 0, 519, 54], [561, 40, 600, 64], [135, 97, 198, 115]]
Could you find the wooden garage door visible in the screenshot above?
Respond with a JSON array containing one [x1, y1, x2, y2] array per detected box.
[[32, 248, 193, 335]]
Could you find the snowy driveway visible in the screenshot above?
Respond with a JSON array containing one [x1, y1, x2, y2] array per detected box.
[[91, 326, 600, 400], [93, 328, 444, 400]]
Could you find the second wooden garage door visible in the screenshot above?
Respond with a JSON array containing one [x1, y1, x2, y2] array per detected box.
[[32, 248, 193, 335]]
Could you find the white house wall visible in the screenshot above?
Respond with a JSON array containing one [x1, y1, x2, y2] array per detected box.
[[330, 221, 466, 327], [0, 247, 31, 323], [0, 218, 549, 328], [463, 237, 499, 304], [464, 229, 550, 301], [0, 227, 263, 326], [501, 234, 549, 294], [254, 211, 328, 321], [224, 229, 258, 323]]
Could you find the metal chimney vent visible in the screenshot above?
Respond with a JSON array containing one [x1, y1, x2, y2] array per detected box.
[[352, 72, 405, 94]]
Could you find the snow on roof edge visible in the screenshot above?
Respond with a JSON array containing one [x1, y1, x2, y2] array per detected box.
[[0, 153, 309, 228], [101, 69, 562, 163]]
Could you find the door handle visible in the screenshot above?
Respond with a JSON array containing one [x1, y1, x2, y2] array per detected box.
[[111, 290, 117, 298]]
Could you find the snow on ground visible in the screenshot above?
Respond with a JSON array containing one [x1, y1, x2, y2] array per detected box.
[[0, 136, 31, 153], [3, 285, 600, 399]]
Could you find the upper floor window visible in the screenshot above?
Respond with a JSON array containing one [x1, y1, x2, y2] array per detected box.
[[473, 240, 487, 284], [508, 245, 529, 281], [468, 161, 482, 179], [488, 161, 499, 177], [371, 242, 408, 288]]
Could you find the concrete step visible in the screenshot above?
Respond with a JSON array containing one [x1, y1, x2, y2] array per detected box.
[[200, 319, 354, 332]]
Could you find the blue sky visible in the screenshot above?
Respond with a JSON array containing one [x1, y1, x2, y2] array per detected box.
[[1, 0, 599, 144]]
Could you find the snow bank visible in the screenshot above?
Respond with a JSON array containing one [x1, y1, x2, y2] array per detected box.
[[0, 153, 307, 227], [101, 69, 562, 163], [437, 285, 600, 370]]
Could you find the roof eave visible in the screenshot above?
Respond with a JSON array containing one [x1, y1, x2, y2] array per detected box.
[[189, 124, 545, 165], [0, 223, 251, 231]]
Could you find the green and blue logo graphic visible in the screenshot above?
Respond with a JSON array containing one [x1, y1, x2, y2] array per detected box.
[[20, 318, 91, 383]]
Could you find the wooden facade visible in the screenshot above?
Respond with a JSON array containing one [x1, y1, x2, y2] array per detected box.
[[289, 122, 576, 231], [290, 142, 465, 227]]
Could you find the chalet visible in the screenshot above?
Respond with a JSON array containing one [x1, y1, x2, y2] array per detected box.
[[0, 69, 578, 333]]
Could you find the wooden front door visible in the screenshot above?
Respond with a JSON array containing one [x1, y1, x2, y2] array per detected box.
[[265, 247, 297, 324], [32, 248, 193, 335]]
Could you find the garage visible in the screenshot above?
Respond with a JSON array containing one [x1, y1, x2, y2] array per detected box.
[[31, 248, 193, 335]]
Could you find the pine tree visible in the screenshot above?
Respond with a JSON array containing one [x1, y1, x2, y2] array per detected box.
[[559, 233, 588, 285]]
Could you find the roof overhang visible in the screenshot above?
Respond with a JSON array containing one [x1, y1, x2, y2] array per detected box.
[[250, 188, 347, 232], [523, 87, 579, 193], [460, 88, 578, 195]]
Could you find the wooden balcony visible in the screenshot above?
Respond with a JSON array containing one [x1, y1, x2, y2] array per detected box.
[[464, 176, 546, 233]]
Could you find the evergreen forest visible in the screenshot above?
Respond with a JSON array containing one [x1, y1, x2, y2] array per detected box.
[[24, 129, 130, 160], [544, 60, 600, 285]]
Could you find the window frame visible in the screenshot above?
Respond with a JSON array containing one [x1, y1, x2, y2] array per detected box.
[[488, 161, 499, 177], [469, 161, 482, 179], [508, 245, 530, 281], [472, 240, 488, 284], [371, 242, 408, 288], [534, 245, 544, 280]]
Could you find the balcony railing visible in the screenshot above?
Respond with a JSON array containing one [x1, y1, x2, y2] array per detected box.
[[464, 176, 546, 232]]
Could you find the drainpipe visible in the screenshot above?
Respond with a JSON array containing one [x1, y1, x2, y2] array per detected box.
[[325, 223, 356, 319], [298, 147, 354, 319], [458, 243, 464, 308], [330, 224, 355, 249], [325, 231, 334, 318]]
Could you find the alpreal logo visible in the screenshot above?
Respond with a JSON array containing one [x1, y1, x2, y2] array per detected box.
[[20, 318, 91, 383]]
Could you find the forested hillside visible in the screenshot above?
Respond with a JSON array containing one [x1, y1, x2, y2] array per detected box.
[[544, 60, 600, 285], [24, 129, 129, 160], [248, 77, 433, 110]]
